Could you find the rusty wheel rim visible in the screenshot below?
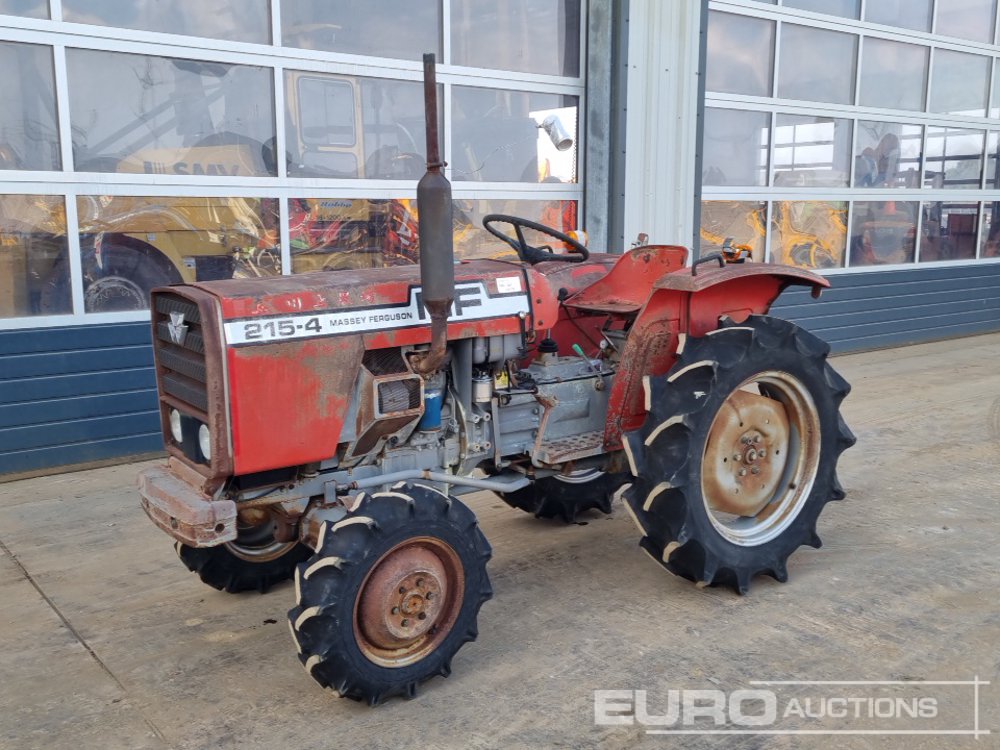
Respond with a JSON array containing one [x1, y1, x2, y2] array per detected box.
[[701, 371, 821, 547], [224, 519, 297, 563], [354, 537, 465, 668]]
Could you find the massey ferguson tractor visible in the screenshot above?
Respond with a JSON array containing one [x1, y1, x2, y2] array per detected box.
[[137, 56, 854, 705]]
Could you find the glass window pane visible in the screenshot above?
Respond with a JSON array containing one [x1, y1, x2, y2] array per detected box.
[[784, 0, 859, 18], [0, 42, 60, 171], [778, 24, 857, 104], [991, 60, 1000, 118], [452, 87, 578, 183], [924, 128, 984, 189], [771, 201, 847, 269], [864, 0, 933, 31], [455, 199, 580, 259], [859, 38, 928, 112], [0, 195, 69, 318], [62, 0, 270, 44], [706, 11, 775, 97], [935, 0, 997, 42], [981, 202, 1000, 257], [774, 115, 852, 187], [854, 121, 923, 188], [75, 196, 279, 312], [281, 1, 441, 61], [930, 50, 989, 116], [0, 0, 47, 18], [68, 50, 276, 177], [919, 201, 979, 262], [700, 200, 767, 261], [703, 108, 770, 187], [452, 0, 581, 76], [986, 131, 1000, 187], [850, 201, 918, 266], [285, 72, 436, 180]]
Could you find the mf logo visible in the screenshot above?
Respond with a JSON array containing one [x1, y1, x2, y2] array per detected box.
[[168, 312, 188, 345]]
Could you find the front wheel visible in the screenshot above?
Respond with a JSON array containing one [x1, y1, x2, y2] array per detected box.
[[623, 315, 855, 594], [289, 483, 492, 704]]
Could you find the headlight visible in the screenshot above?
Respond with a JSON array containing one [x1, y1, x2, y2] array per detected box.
[[198, 424, 212, 461], [169, 409, 183, 442]]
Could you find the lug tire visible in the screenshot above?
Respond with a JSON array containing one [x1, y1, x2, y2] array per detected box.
[[288, 483, 492, 705], [176, 540, 311, 594], [500, 470, 629, 523], [622, 315, 855, 594]]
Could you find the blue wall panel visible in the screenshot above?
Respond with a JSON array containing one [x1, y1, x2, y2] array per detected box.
[[0, 322, 162, 476], [2, 264, 999, 475]]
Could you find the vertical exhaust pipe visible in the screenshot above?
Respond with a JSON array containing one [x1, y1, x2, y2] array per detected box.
[[413, 52, 455, 376]]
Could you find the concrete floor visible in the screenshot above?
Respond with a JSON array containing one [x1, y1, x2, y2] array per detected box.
[[1, 334, 998, 750]]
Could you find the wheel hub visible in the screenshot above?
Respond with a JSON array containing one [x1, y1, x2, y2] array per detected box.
[[355, 538, 464, 667]]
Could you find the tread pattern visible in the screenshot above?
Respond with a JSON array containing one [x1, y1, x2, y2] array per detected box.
[[499, 471, 630, 523], [623, 315, 856, 594], [176, 540, 311, 594], [288, 483, 492, 705]]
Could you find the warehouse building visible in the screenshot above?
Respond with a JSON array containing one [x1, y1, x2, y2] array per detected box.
[[2, 0, 999, 476]]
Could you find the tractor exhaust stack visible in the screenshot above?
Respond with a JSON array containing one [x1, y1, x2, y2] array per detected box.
[[413, 52, 454, 376]]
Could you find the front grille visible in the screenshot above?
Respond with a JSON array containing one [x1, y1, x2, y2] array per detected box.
[[153, 292, 209, 414], [377, 378, 422, 413]]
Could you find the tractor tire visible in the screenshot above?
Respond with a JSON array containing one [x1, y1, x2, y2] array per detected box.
[[500, 469, 629, 523], [622, 315, 855, 595], [176, 533, 311, 594], [288, 483, 492, 705]]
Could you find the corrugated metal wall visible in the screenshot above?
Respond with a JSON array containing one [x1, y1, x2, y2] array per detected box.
[[0, 322, 161, 476], [772, 265, 1000, 353], [2, 263, 998, 476]]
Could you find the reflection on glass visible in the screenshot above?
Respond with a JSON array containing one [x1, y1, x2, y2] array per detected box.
[[0, 195, 69, 318], [75, 196, 279, 312], [0, 42, 60, 171], [454, 199, 580, 259], [859, 38, 928, 112], [784, 0, 859, 18], [854, 121, 922, 188], [62, 0, 270, 44], [451, 87, 578, 183], [774, 115, 852, 187], [924, 128, 984, 190], [289, 197, 578, 270], [706, 11, 774, 96], [992, 60, 1000, 118], [850, 201, 918, 266], [934, 0, 997, 43], [919, 201, 979, 262], [703, 108, 770, 187], [0, 0, 47, 18], [865, 0, 932, 31], [981, 202, 1000, 257], [281, 1, 440, 61], [452, 0, 581, 76], [771, 202, 847, 269], [930, 50, 989, 116], [285, 72, 434, 179], [778, 25, 856, 104], [700, 201, 767, 261], [986, 132, 1000, 187], [68, 50, 276, 177]]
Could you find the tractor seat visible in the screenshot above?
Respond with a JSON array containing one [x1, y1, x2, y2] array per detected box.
[[562, 244, 688, 314]]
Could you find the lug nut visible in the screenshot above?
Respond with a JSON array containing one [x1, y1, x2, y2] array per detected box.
[[391, 607, 399, 615], [739, 469, 747, 477], [758, 449, 767, 458], [426, 592, 434, 600], [751, 467, 760, 475], [754, 435, 762, 443], [418, 612, 427, 620], [733, 454, 742, 462], [401, 619, 409, 627], [416, 578, 424, 588], [398, 586, 406, 594]]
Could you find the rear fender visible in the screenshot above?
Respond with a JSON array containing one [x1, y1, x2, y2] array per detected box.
[[602, 263, 828, 448]]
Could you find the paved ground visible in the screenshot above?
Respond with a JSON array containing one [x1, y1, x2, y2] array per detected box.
[[1, 334, 998, 750]]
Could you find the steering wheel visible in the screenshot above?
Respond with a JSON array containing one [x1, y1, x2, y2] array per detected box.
[[482, 214, 590, 264]]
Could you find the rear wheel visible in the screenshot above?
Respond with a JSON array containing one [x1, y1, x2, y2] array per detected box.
[[500, 469, 629, 523], [622, 315, 855, 594], [289, 483, 492, 704]]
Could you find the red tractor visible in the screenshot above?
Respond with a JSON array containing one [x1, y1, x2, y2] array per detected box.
[[138, 57, 854, 705]]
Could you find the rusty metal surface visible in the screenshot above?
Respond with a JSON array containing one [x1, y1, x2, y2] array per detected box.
[[653, 261, 829, 294], [563, 245, 688, 313], [702, 388, 790, 517], [536, 429, 605, 464], [353, 537, 464, 668], [137, 464, 237, 547]]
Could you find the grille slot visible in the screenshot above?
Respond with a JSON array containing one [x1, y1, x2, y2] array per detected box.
[[377, 379, 421, 413]]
